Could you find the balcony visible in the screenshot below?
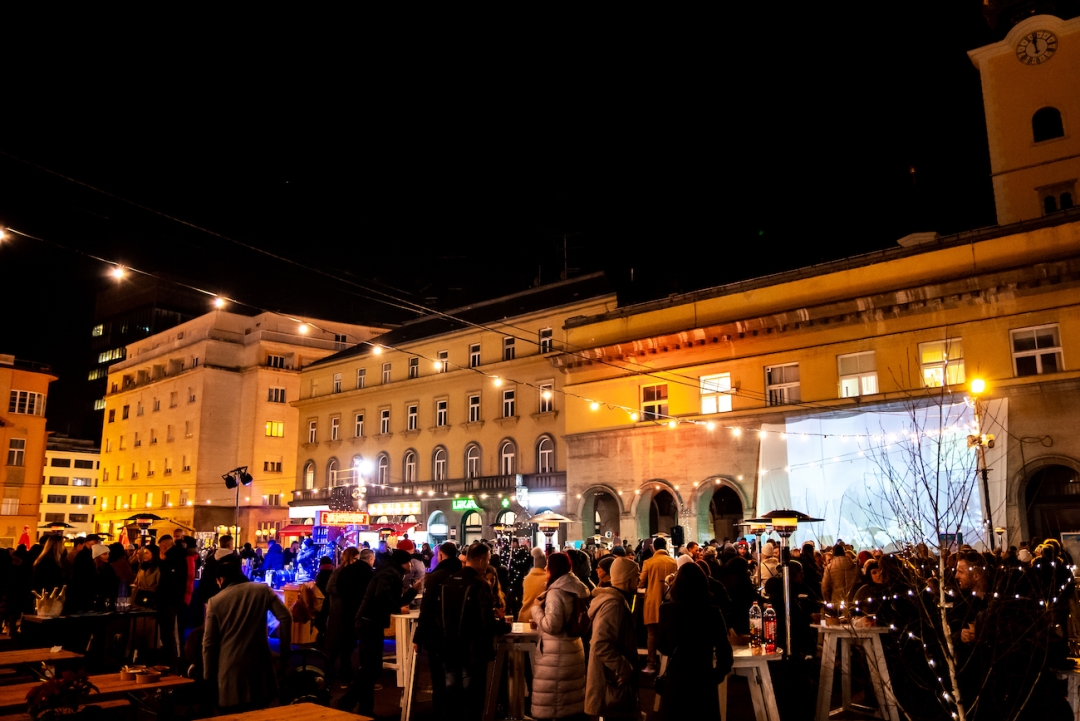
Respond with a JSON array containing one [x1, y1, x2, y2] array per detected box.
[[292, 471, 567, 506]]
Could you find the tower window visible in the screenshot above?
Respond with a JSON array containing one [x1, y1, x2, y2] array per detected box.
[[1032, 107, 1064, 143], [1045, 195, 1058, 214]]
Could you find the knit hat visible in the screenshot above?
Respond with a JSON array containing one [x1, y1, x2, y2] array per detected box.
[[610, 545, 627, 557], [391, 549, 412, 567], [762, 542, 776, 559], [1018, 548, 1032, 563], [91, 544, 110, 560], [531, 546, 547, 569], [609, 557, 639, 592], [676, 554, 694, 569], [597, 556, 616, 574]]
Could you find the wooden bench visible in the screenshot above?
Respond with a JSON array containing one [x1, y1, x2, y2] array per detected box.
[[0, 697, 132, 721]]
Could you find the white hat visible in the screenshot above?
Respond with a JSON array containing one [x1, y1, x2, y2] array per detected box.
[[91, 544, 110, 560]]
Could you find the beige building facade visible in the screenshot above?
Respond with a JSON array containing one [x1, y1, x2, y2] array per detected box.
[[42, 437, 101, 539], [1, 354, 56, 547], [97, 311, 384, 544]]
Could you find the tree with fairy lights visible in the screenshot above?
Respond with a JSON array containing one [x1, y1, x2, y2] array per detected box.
[[845, 377, 1073, 721]]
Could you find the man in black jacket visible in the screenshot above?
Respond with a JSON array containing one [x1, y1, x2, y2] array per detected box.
[[414, 542, 462, 708], [325, 548, 376, 683], [339, 549, 419, 715], [158, 536, 189, 672]]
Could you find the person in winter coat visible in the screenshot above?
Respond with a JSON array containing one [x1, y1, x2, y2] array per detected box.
[[109, 543, 135, 588], [261, 542, 284, 572], [325, 548, 375, 682], [518, 547, 548, 623], [822, 543, 859, 614], [585, 556, 640, 720], [200, 537, 237, 606], [31, 535, 69, 601], [715, 554, 756, 634], [158, 537, 189, 672], [530, 552, 590, 719], [758, 541, 781, 583], [414, 542, 463, 709], [657, 563, 734, 720], [639, 536, 678, 673]]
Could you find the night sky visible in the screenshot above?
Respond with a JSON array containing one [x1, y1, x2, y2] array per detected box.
[[1, 4, 1000, 435]]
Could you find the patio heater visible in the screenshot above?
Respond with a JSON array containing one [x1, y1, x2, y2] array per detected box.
[[760, 509, 824, 661], [532, 510, 571, 555], [125, 513, 163, 547]]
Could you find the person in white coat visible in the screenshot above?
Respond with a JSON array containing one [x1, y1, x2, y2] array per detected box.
[[530, 551, 590, 719]]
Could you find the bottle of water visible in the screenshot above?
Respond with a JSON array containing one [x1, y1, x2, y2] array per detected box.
[[764, 604, 777, 653], [749, 602, 763, 645]]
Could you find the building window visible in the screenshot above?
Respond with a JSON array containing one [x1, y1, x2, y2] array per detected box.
[[333, 374, 342, 393], [331, 417, 340, 441], [356, 368, 366, 389], [69, 514, 89, 523], [72, 477, 92, 487], [436, 350, 449, 372], [51, 458, 71, 468], [263, 459, 282, 473], [403, 451, 417, 482], [136, 402, 144, 416], [503, 337, 515, 361], [308, 420, 317, 444], [182, 456, 191, 472], [537, 437, 554, 473], [1, 499, 18, 515], [380, 409, 390, 434], [838, 351, 878, 397], [919, 339, 965, 387], [1012, 324, 1063, 376], [355, 413, 364, 437], [378, 454, 389, 484], [765, 364, 801, 406], [327, 458, 338, 487], [44, 512, 65, 524], [470, 344, 481, 368], [188, 388, 196, 403], [48, 476, 68, 485], [539, 382, 554, 413], [170, 392, 178, 408], [94, 399, 106, 411], [502, 389, 516, 418], [266, 421, 284, 438], [500, 441, 515, 475], [407, 404, 418, 431], [129, 493, 138, 508], [1033, 107, 1065, 143], [122, 405, 129, 420], [268, 387, 286, 403], [153, 397, 160, 412], [539, 327, 553, 353], [71, 495, 90, 506], [267, 355, 286, 369], [466, 444, 481, 478], [134, 432, 141, 447], [699, 374, 732, 414], [409, 357, 419, 379], [162, 491, 171, 508], [382, 363, 392, 384], [436, 399, 448, 427], [7, 439, 25, 466], [304, 461, 315, 489], [642, 384, 669, 421], [46, 494, 66, 504], [265, 494, 281, 506], [433, 448, 447, 481], [108, 409, 116, 424], [179, 490, 188, 506], [469, 394, 481, 422], [166, 425, 174, 442], [184, 421, 193, 438], [92, 324, 103, 337]]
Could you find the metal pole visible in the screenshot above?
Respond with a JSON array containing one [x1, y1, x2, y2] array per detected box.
[[782, 536, 792, 661], [975, 398, 995, 552], [234, 481, 240, 544]]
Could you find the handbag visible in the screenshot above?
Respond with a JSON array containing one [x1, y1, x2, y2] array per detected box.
[[133, 588, 157, 609]]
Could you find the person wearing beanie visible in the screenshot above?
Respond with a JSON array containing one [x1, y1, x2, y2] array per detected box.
[[822, 542, 858, 613], [639, 536, 677, 673], [519, 547, 548, 623], [759, 541, 781, 583], [596, 556, 616, 590], [92, 544, 119, 610], [1018, 547, 1033, 564], [610, 544, 627, 557], [585, 556, 640, 719], [339, 547, 419, 715]]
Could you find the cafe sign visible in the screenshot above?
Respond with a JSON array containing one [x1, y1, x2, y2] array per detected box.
[[451, 498, 483, 512], [367, 502, 421, 516], [318, 511, 371, 527]]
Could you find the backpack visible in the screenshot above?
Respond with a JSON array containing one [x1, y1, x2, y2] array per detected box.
[[565, 593, 592, 639]]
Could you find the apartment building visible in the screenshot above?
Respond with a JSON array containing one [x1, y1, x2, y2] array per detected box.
[[97, 310, 385, 544], [42, 437, 101, 538], [0, 354, 56, 547], [290, 274, 616, 549]]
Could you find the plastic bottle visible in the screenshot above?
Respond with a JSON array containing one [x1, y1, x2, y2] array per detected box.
[[749, 602, 763, 643], [764, 604, 777, 653]]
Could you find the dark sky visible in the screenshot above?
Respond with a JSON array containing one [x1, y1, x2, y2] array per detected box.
[[0, 4, 1000, 435]]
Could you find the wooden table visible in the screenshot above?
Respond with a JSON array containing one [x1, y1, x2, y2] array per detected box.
[[482, 630, 539, 721], [815, 624, 899, 721], [207, 701, 372, 721], [0, 672, 193, 712], [390, 610, 420, 688], [0, 649, 82, 667], [723, 647, 782, 721]]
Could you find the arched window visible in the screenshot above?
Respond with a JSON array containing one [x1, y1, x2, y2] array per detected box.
[[536, 436, 554, 473], [497, 509, 516, 525], [377, 454, 389, 484], [326, 458, 339, 486], [1062, 192, 1074, 210], [403, 450, 417, 483], [352, 454, 364, 469], [500, 440, 516, 475], [1045, 195, 1058, 214], [1033, 107, 1065, 143], [466, 444, 481, 479], [303, 461, 315, 490], [433, 447, 447, 481]]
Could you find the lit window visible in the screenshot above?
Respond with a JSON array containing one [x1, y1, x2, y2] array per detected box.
[[469, 394, 481, 423], [1, 499, 19, 516], [1011, 324, 1063, 376], [765, 364, 801, 406], [838, 351, 878, 397], [92, 324, 103, 337], [469, 344, 481, 368], [265, 421, 285, 437], [642, 384, 668, 421], [920, 339, 964, 387]]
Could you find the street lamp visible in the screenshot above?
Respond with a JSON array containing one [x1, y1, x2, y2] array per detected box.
[[968, 378, 996, 551], [760, 509, 824, 661], [222, 466, 253, 541]]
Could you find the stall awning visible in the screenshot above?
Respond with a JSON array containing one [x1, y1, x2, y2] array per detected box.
[[279, 524, 313, 536]]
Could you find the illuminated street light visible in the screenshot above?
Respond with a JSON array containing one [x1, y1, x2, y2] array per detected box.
[[213, 297, 225, 309], [111, 266, 125, 280], [970, 378, 986, 395]]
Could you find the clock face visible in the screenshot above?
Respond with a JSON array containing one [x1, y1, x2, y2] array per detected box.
[[1016, 30, 1057, 65]]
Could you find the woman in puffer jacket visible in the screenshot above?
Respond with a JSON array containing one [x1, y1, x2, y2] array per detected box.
[[530, 552, 590, 719]]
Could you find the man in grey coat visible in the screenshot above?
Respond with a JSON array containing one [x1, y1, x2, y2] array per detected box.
[[203, 556, 291, 711]]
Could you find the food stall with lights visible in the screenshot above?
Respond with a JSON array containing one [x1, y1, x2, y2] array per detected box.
[[366, 502, 422, 547]]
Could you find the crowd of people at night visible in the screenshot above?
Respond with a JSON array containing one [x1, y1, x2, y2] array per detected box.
[[1, 528, 1078, 720]]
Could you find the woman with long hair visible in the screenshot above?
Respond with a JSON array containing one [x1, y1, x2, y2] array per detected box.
[[530, 552, 590, 719], [131, 546, 160, 607], [31, 535, 69, 598], [657, 563, 733, 720]]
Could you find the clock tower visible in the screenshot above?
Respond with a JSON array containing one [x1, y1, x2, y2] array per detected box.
[[969, 9, 1080, 224]]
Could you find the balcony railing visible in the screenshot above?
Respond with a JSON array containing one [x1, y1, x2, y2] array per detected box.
[[464, 474, 522, 492], [292, 471, 567, 505]]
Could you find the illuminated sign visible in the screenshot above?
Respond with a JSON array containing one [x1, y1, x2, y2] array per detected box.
[[501, 497, 510, 508], [451, 499, 483, 512], [317, 511, 370, 527], [429, 523, 449, 534], [527, 492, 561, 510], [367, 502, 421, 516]]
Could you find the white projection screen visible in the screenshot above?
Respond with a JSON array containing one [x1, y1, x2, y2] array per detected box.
[[756, 398, 1008, 552]]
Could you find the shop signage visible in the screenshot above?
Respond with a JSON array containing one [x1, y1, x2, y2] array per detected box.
[[451, 498, 483, 511], [450, 525, 458, 538], [429, 523, 449, 534], [318, 511, 371, 527], [367, 502, 421, 516], [501, 497, 510, 508]]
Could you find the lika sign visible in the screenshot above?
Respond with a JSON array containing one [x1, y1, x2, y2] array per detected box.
[[318, 511, 371, 527]]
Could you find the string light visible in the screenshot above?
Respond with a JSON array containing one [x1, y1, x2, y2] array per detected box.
[[213, 297, 225, 309], [111, 266, 125, 279], [589, 401, 600, 411]]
